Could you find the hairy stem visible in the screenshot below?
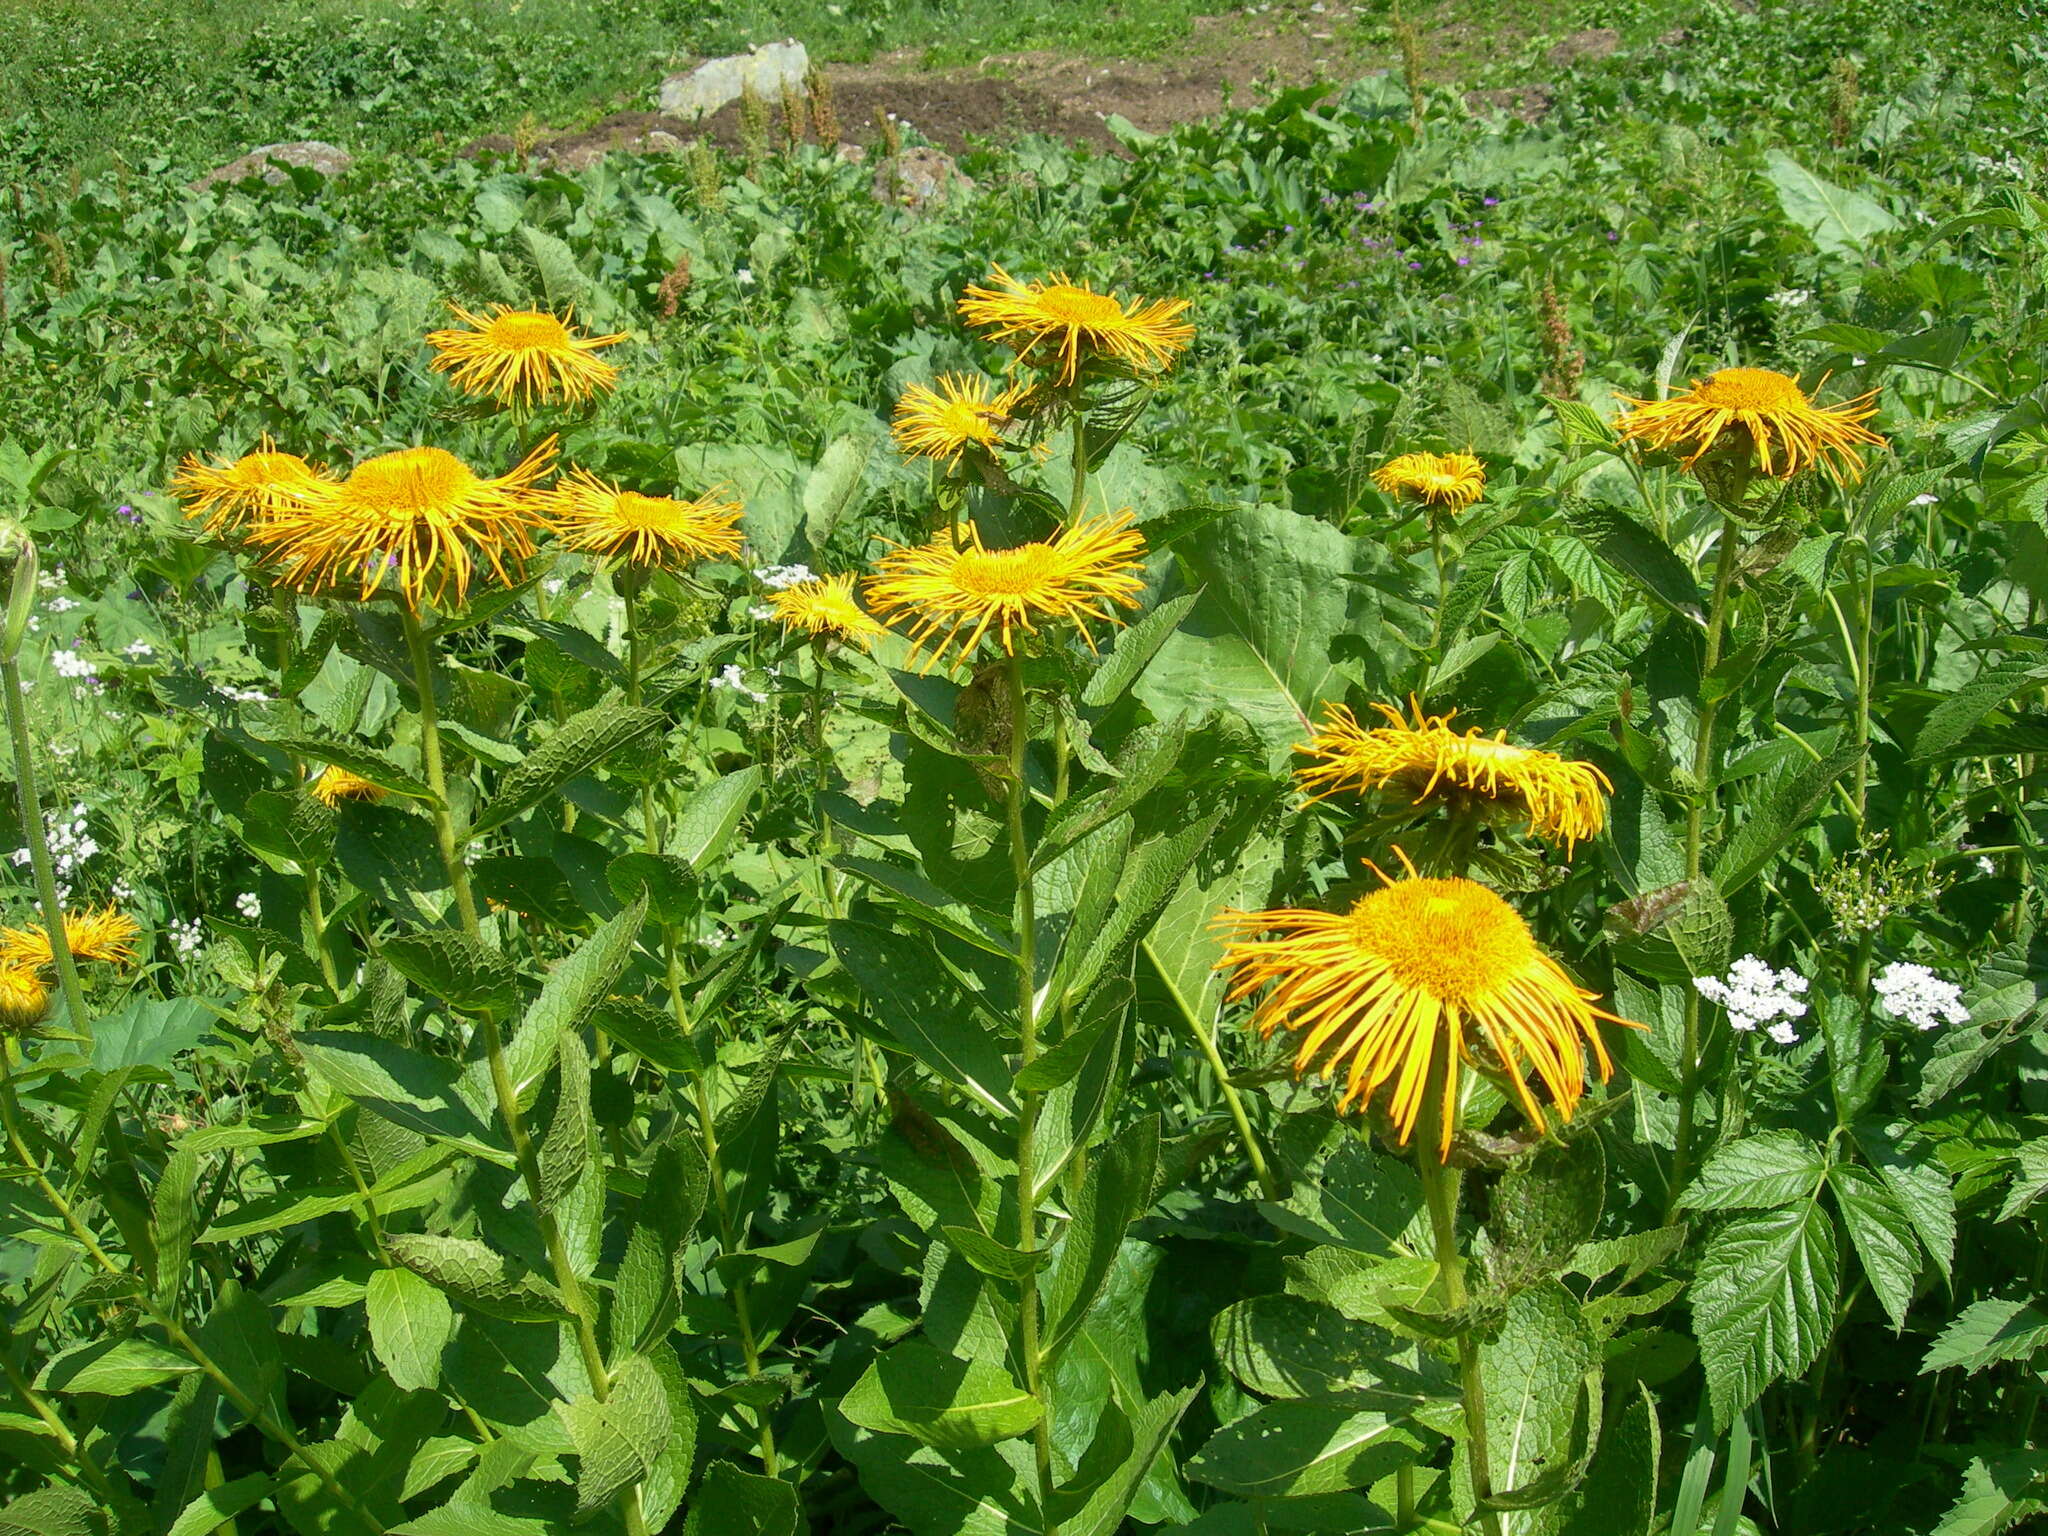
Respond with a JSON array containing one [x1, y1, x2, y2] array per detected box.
[[1005, 654, 1058, 1534], [399, 607, 483, 940]]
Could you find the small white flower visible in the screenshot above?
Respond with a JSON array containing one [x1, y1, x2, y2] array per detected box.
[[50, 648, 98, 682], [750, 605, 774, 621], [1767, 1020, 1801, 1046], [1851, 355, 1867, 366], [736, 268, 756, 286], [1766, 288, 1813, 307], [1695, 955, 1810, 1037], [235, 893, 261, 921], [1977, 855, 1996, 876], [543, 578, 566, 596], [1872, 961, 1970, 1031], [753, 563, 816, 591], [169, 917, 206, 957], [123, 639, 154, 659], [46, 596, 77, 614], [1910, 493, 1938, 506]]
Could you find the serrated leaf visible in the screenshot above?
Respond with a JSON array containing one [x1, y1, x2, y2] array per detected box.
[[940, 1225, 1052, 1282], [828, 920, 1015, 1117], [1829, 1163, 1923, 1331], [1712, 746, 1861, 895], [1081, 591, 1200, 707], [387, 1234, 570, 1323], [1913, 656, 2048, 761], [1928, 1452, 2048, 1536], [381, 930, 519, 1015], [1680, 1131, 1829, 1211], [470, 704, 665, 839], [490, 894, 648, 1109], [1568, 501, 1703, 621], [667, 765, 762, 871], [262, 735, 436, 802], [1921, 1297, 2048, 1374], [562, 1353, 671, 1518], [840, 1339, 1042, 1449], [1691, 1205, 1841, 1428], [366, 1268, 455, 1392], [681, 1461, 798, 1536], [1852, 1119, 1956, 1281]]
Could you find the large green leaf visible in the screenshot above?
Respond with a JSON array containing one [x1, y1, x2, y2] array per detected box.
[[1043, 1115, 1159, 1366], [1679, 1131, 1829, 1212], [1213, 1294, 1451, 1401], [840, 1339, 1042, 1450], [296, 1030, 504, 1161], [1466, 1282, 1599, 1531], [829, 920, 1016, 1117], [1764, 150, 1902, 257], [366, 1267, 455, 1393], [681, 1461, 800, 1536], [485, 894, 648, 1109], [470, 703, 664, 838], [1691, 1205, 1841, 1428], [561, 1353, 671, 1519], [36, 1337, 199, 1394], [1921, 1298, 2048, 1375], [1828, 1163, 1923, 1331], [1185, 1392, 1424, 1499]]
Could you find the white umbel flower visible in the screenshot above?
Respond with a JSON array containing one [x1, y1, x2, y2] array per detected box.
[[1872, 962, 1969, 1031], [1695, 955, 1811, 1041]]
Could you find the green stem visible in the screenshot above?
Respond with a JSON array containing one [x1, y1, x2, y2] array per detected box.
[[398, 606, 482, 941], [1069, 408, 1089, 523], [1669, 511, 1743, 1218], [1414, 1075, 1499, 1536], [0, 1351, 132, 1511], [304, 867, 340, 994], [1, 654, 90, 1038], [665, 933, 778, 1476], [1161, 976, 1281, 1202], [1851, 538, 1876, 822], [1430, 519, 1450, 652], [1004, 655, 1058, 1536], [325, 1120, 389, 1260], [0, 1049, 377, 1527]]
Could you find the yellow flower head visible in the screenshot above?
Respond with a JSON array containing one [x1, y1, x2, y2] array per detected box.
[[865, 510, 1148, 673], [170, 436, 335, 537], [426, 304, 626, 407], [0, 964, 49, 1034], [1297, 699, 1611, 853], [548, 467, 744, 568], [770, 573, 886, 650], [957, 267, 1193, 386], [0, 906, 142, 970], [1614, 367, 1883, 482], [309, 766, 388, 807], [891, 374, 1031, 466], [1370, 451, 1486, 511], [248, 438, 556, 613], [1218, 861, 1639, 1157]]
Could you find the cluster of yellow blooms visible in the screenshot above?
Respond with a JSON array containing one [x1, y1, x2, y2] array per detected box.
[[0, 907, 141, 1034]]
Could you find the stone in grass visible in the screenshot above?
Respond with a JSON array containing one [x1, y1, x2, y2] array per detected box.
[[657, 40, 810, 121], [190, 141, 353, 191], [872, 146, 972, 212]]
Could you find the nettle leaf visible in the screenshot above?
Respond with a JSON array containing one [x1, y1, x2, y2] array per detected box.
[[365, 1267, 455, 1393], [1679, 1131, 1829, 1211], [1484, 1135, 1605, 1296], [1691, 1204, 1842, 1428], [1921, 1298, 2048, 1375], [1828, 1163, 1924, 1331], [1928, 1452, 2048, 1536], [1712, 745, 1861, 896], [470, 703, 665, 838], [1568, 501, 1702, 621], [1852, 1119, 1957, 1281], [840, 1338, 1042, 1449], [1185, 1391, 1426, 1499]]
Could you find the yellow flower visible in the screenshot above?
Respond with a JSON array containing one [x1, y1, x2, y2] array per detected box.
[[0, 906, 142, 970], [1218, 863, 1638, 1157], [309, 766, 387, 807], [425, 305, 626, 407], [865, 510, 1148, 673], [1614, 366, 1883, 482], [890, 374, 1031, 466], [0, 964, 48, 1034], [1370, 451, 1486, 511], [1297, 699, 1611, 853], [770, 573, 886, 649], [170, 436, 334, 537], [548, 467, 744, 568], [248, 439, 556, 612], [957, 267, 1193, 386]]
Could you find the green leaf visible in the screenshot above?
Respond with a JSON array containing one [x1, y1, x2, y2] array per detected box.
[[366, 1268, 455, 1393], [1763, 150, 1902, 257], [1679, 1131, 1829, 1211], [387, 1234, 571, 1323], [491, 894, 648, 1109], [1485, 1136, 1606, 1297], [470, 703, 665, 839], [829, 920, 1016, 1117], [380, 931, 518, 1016], [1469, 1282, 1599, 1515], [804, 432, 876, 550], [1213, 1294, 1451, 1401], [297, 1030, 504, 1161], [152, 1143, 203, 1311], [1928, 1452, 2048, 1536], [1828, 1163, 1923, 1331], [1921, 1298, 2048, 1374], [1043, 1114, 1159, 1366], [1186, 1392, 1425, 1499], [1261, 1139, 1422, 1256], [1712, 746, 1861, 896], [1081, 592, 1200, 708], [36, 1336, 199, 1394], [614, 1137, 710, 1355], [262, 735, 436, 801], [1912, 656, 2048, 761], [840, 1339, 1043, 1449], [1568, 502, 1703, 621], [681, 1461, 799, 1536], [667, 766, 762, 871], [562, 1353, 672, 1519], [1691, 1205, 1841, 1428], [941, 1225, 1053, 1282], [234, 788, 339, 870], [1852, 1119, 1956, 1281], [1558, 1383, 1660, 1536], [164, 1475, 275, 1536]]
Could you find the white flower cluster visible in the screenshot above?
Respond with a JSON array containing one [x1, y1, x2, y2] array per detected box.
[[217, 684, 271, 705], [1873, 962, 1970, 1031], [236, 892, 262, 921], [1767, 288, 1814, 308], [123, 639, 154, 660], [754, 563, 816, 591], [710, 664, 769, 705], [46, 596, 78, 615], [1695, 955, 1811, 1045], [50, 647, 102, 690], [11, 802, 97, 900], [168, 917, 206, 957], [37, 565, 66, 593]]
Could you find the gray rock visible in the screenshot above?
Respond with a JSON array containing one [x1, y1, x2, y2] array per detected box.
[[872, 146, 972, 211], [657, 41, 809, 120], [191, 141, 353, 191]]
